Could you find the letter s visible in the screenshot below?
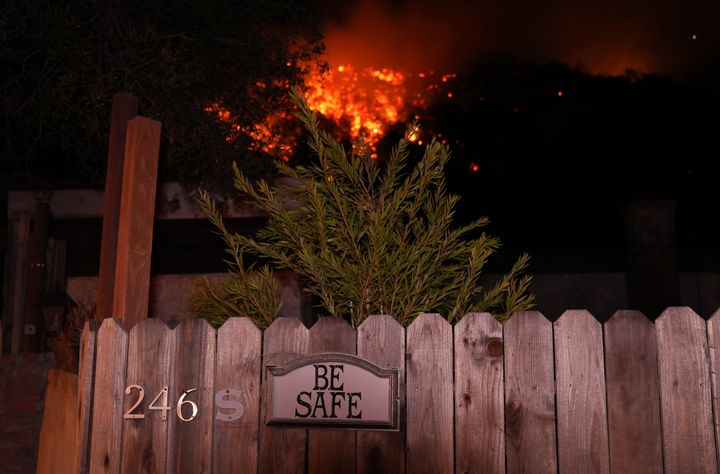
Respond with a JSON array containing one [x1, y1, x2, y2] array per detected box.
[[295, 391, 312, 418], [215, 389, 244, 422]]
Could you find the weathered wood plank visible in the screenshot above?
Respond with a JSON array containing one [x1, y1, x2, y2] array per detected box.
[[708, 309, 720, 470], [112, 116, 161, 330], [454, 313, 504, 474], [37, 369, 79, 474], [657, 307, 717, 473], [97, 93, 138, 319], [121, 319, 174, 474], [258, 317, 310, 474], [307, 317, 357, 474], [6, 213, 30, 353], [88, 319, 129, 474], [406, 313, 453, 474], [356, 315, 405, 474], [554, 310, 609, 474], [46, 238, 67, 294], [504, 311, 557, 474], [213, 318, 262, 474], [604, 310, 663, 474], [22, 201, 50, 352], [75, 319, 100, 474], [166, 318, 216, 474]]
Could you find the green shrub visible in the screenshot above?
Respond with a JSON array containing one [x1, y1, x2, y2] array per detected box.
[[195, 90, 533, 328]]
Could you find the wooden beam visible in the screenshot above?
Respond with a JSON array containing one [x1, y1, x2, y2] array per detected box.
[[4, 213, 30, 353], [112, 116, 161, 330], [23, 202, 50, 352], [97, 93, 138, 319]]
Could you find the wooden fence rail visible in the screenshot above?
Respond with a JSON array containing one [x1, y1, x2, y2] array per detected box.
[[75, 307, 720, 473]]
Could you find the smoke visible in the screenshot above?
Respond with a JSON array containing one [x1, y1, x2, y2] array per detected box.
[[320, 0, 718, 76]]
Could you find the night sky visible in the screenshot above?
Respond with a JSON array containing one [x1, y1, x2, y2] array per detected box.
[[319, 0, 719, 77]]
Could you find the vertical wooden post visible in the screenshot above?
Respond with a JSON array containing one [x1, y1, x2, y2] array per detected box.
[[454, 313, 505, 474], [307, 317, 357, 473], [4, 213, 30, 353], [23, 202, 50, 352], [554, 310, 610, 474], [357, 315, 405, 474], [406, 314, 454, 474], [657, 307, 717, 473], [112, 116, 161, 330], [97, 93, 138, 319], [604, 311, 663, 473], [504, 311, 557, 473], [74, 320, 100, 474]]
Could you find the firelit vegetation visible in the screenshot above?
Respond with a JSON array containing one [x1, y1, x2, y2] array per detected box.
[[195, 90, 533, 328]]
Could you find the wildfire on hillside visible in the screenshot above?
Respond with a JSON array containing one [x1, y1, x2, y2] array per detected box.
[[207, 63, 457, 161], [303, 64, 457, 156]]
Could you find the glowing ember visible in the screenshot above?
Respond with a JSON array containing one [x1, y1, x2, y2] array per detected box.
[[205, 103, 293, 161]]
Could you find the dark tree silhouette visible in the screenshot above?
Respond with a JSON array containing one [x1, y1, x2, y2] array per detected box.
[[1, 0, 324, 191]]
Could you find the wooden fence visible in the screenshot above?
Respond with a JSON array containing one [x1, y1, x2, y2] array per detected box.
[[75, 307, 720, 473]]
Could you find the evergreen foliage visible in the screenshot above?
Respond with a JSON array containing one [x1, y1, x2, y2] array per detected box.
[[196, 91, 534, 328]]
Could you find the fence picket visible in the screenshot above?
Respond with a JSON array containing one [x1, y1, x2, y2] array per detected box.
[[554, 310, 609, 474], [356, 315, 405, 474], [121, 318, 174, 474], [406, 313, 453, 474], [604, 311, 663, 473], [454, 313, 504, 474], [708, 309, 720, 470], [657, 307, 717, 473], [258, 317, 310, 474], [75, 320, 100, 474], [212, 317, 262, 474], [166, 319, 216, 474], [504, 311, 557, 474], [307, 317, 358, 473], [88, 319, 129, 474]]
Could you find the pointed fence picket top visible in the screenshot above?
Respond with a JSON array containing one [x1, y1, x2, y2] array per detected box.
[[503, 311, 557, 474], [707, 309, 720, 471], [454, 313, 505, 474], [75, 320, 100, 474], [213, 317, 262, 474], [121, 318, 174, 474], [656, 307, 717, 474], [88, 319, 129, 474], [554, 310, 610, 474], [604, 311, 663, 474], [356, 315, 405, 474], [258, 317, 310, 474], [307, 317, 358, 474], [166, 318, 216, 474], [406, 313, 453, 474]]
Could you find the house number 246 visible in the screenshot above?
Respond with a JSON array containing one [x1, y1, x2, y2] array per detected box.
[[123, 385, 244, 422]]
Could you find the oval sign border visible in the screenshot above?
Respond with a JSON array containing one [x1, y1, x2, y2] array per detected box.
[[265, 353, 399, 430]]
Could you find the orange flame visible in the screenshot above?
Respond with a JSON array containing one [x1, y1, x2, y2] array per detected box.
[[206, 63, 457, 161], [302, 64, 456, 152]]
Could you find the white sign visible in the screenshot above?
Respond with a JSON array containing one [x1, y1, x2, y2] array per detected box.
[[266, 353, 399, 430]]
